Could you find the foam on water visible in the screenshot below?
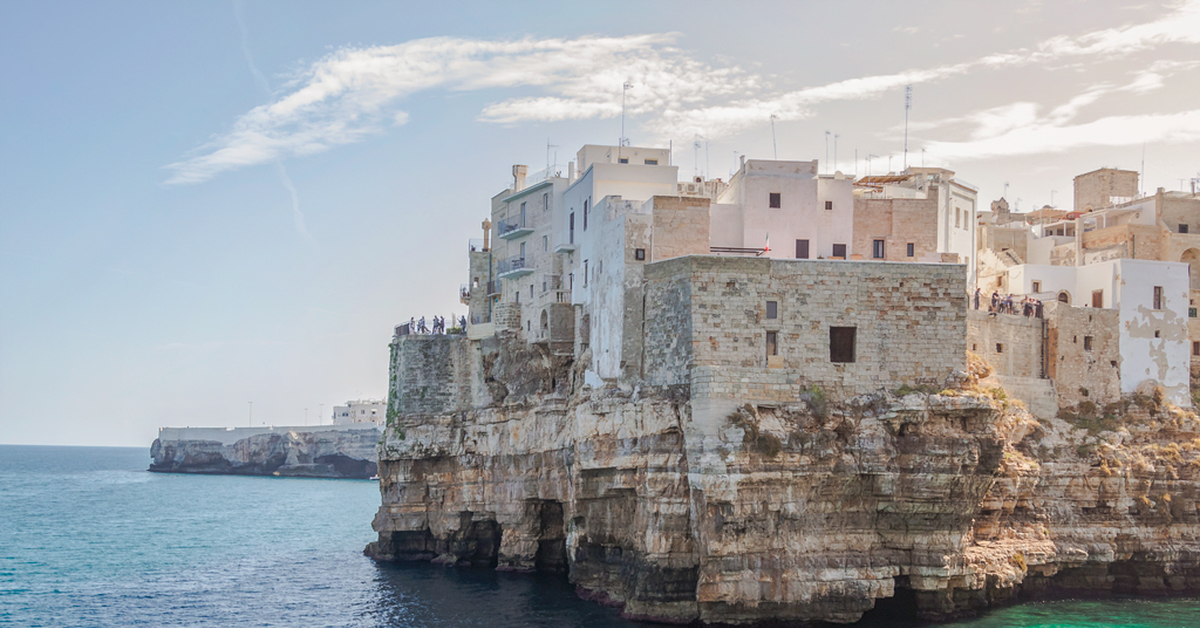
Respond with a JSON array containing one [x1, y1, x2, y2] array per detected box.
[[1, 445, 1197, 627]]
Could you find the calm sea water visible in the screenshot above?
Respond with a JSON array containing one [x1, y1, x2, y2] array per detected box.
[[1, 445, 1198, 627]]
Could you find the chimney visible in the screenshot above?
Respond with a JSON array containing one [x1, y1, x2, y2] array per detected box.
[[567, 160, 575, 183], [513, 165, 528, 192]]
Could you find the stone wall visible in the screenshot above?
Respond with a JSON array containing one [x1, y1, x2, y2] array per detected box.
[[853, 197, 941, 263], [967, 310, 1044, 379], [1045, 301, 1121, 407], [1074, 168, 1138, 212], [644, 256, 966, 399], [648, 195, 710, 261]]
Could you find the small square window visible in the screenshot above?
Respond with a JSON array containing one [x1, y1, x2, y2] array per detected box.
[[1084, 336, 1093, 351], [832, 243, 847, 259], [766, 301, 778, 319], [1194, 341, 1199, 356], [824, 200, 833, 210], [618, 158, 629, 164], [872, 240, 885, 259], [634, 248, 646, 261], [766, 331, 778, 357], [830, 327, 856, 362], [1032, 281, 1042, 293], [1153, 286, 1164, 310], [1155, 330, 1161, 338], [644, 159, 658, 165], [1181, 224, 1190, 234], [906, 243, 915, 257], [769, 192, 781, 208], [996, 343, 1004, 353]]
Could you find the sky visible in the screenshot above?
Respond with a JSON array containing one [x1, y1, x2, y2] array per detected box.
[[2, 0, 1199, 447]]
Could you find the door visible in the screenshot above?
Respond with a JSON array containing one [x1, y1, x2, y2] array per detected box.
[[795, 239, 809, 259]]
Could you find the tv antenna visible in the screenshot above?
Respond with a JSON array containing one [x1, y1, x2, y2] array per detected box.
[[833, 134, 840, 173], [904, 84, 912, 169], [770, 114, 778, 160], [1003, 182, 1010, 199], [824, 131, 831, 174], [867, 154, 879, 178], [693, 135, 703, 178], [620, 82, 633, 147], [546, 138, 559, 175]]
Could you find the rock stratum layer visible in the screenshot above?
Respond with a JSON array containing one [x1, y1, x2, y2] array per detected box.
[[150, 426, 379, 479], [366, 337, 1200, 624]]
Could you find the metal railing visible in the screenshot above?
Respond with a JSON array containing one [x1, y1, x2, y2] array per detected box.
[[468, 238, 487, 252], [497, 255, 528, 275], [497, 214, 527, 237], [487, 280, 500, 296]]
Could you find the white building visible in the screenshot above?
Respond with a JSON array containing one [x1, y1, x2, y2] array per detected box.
[[333, 399, 386, 426]]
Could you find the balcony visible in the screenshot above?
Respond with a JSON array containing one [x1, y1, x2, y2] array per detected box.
[[497, 214, 533, 240], [460, 284, 471, 305], [487, 280, 500, 297], [498, 255, 533, 279]]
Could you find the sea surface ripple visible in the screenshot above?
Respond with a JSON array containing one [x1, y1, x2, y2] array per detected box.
[[2, 445, 1198, 627]]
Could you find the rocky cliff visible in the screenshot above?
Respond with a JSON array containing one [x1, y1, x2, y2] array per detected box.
[[150, 426, 379, 479], [366, 337, 1200, 624]]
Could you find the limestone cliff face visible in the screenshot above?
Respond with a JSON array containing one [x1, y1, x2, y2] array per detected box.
[[367, 337, 1200, 624], [150, 427, 379, 479]]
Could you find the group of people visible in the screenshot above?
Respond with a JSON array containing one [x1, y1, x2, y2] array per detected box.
[[405, 315, 467, 335], [973, 288, 1044, 319]]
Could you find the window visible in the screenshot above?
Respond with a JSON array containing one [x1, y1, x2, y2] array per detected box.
[[769, 192, 781, 208], [1155, 330, 1162, 338], [1153, 285, 1164, 309], [583, 260, 588, 287], [618, 157, 629, 164], [825, 200, 833, 210], [520, 201, 526, 225], [832, 243, 847, 259], [766, 301, 778, 319], [515, 291, 520, 303], [1032, 281, 1041, 293], [1194, 341, 1199, 356], [830, 327, 856, 363], [1084, 336, 1093, 351], [955, 208, 961, 228], [995, 343, 1004, 353], [872, 240, 885, 259], [1181, 224, 1190, 234], [766, 331, 778, 357], [519, 241, 525, 260], [569, 273, 573, 290], [795, 239, 809, 259], [569, 213, 575, 243], [906, 243, 915, 257], [1191, 307, 1197, 318], [543, 192, 549, 211], [543, 235, 548, 252], [530, 285, 534, 299], [644, 159, 658, 165], [583, 200, 589, 230], [634, 248, 645, 261], [1092, 290, 1103, 308]]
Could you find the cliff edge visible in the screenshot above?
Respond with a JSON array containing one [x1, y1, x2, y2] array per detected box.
[[150, 425, 379, 479], [366, 334, 1200, 624]]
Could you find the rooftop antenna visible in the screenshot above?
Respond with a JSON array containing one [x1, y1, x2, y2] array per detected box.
[[824, 131, 830, 174], [921, 147, 926, 167], [867, 154, 879, 178], [693, 135, 702, 178], [904, 84, 912, 169], [854, 149, 858, 177], [1003, 182, 1010, 199], [770, 114, 778, 160], [546, 138, 559, 175], [620, 81, 633, 148], [833, 134, 840, 173]]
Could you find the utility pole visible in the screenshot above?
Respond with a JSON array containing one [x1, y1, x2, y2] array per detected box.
[[904, 84, 912, 170], [770, 115, 778, 160]]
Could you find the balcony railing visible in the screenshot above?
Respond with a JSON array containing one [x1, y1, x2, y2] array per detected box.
[[497, 215, 533, 239], [497, 255, 532, 277], [487, 280, 500, 296], [460, 284, 470, 305]]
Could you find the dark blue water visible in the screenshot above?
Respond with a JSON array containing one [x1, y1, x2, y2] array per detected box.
[[2, 445, 1198, 627]]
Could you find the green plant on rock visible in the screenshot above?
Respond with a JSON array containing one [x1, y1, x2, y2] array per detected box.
[[800, 385, 827, 419]]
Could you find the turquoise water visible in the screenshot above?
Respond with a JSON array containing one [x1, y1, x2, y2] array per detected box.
[[1, 445, 1198, 627]]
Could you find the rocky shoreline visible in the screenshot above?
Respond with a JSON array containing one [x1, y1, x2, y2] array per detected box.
[[366, 335, 1200, 624], [150, 425, 379, 479]]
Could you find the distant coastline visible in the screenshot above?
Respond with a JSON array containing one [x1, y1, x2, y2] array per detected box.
[[150, 424, 379, 479]]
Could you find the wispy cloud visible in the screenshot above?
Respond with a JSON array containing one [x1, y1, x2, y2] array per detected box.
[[166, 0, 1200, 183]]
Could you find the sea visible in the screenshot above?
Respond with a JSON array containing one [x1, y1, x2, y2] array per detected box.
[[2, 445, 1198, 628]]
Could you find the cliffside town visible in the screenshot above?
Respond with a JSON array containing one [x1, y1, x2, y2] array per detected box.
[[367, 144, 1200, 624]]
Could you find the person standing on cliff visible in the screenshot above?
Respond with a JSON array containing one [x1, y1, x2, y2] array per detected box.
[[973, 288, 981, 310], [990, 291, 1000, 312]]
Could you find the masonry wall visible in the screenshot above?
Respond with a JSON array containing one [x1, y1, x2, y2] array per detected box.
[[648, 195, 710, 261], [852, 197, 941, 263], [389, 334, 478, 416], [1044, 301, 1121, 407], [643, 256, 966, 399], [966, 310, 1044, 379], [1074, 168, 1138, 212]]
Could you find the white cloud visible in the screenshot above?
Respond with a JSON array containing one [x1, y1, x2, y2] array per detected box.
[[167, 1, 1200, 183]]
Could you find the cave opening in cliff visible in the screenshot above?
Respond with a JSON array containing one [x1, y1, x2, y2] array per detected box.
[[533, 499, 568, 574], [852, 577, 920, 626]]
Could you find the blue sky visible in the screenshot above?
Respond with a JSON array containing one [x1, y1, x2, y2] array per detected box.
[[3, 1, 1199, 446]]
